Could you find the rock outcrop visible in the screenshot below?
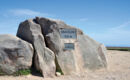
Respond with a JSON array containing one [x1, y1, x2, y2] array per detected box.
[[35, 17, 107, 74], [16, 17, 107, 76], [0, 34, 33, 74], [17, 19, 56, 77]]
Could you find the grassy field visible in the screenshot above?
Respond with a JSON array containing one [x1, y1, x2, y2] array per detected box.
[[107, 47, 130, 51]]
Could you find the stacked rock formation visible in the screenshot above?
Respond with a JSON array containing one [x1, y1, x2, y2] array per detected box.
[[0, 17, 107, 78], [17, 19, 56, 77]]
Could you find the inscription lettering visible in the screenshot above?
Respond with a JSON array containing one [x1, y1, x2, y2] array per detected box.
[[60, 29, 77, 39], [64, 43, 74, 50]]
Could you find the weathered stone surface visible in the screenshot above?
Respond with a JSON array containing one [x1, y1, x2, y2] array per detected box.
[[17, 19, 56, 77], [0, 34, 33, 74], [77, 35, 107, 71], [35, 17, 107, 74]]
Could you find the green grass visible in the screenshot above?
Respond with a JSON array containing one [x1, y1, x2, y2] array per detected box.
[[14, 69, 31, 76], [0, 69, 31, 76], [56, 68, 64, 75], [0, 70, 5, 75]]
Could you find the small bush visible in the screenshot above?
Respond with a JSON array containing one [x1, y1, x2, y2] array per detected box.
[[107, 48, 129, 51]]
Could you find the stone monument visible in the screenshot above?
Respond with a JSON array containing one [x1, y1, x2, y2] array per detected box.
[[17, 17, 107, 76]]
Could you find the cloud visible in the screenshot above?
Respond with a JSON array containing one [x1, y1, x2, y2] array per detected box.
[[0, 9, 56, 35], [9, 9, 54, 17], [111, 21, 130, 30], [90, 21, 130, 46]]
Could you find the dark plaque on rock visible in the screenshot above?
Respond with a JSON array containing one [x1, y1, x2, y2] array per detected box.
[[60, 28, 77, 39], [64, 43, 74, 50]]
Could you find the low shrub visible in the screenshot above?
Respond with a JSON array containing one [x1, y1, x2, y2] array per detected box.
[[107, 48, 130, 51]]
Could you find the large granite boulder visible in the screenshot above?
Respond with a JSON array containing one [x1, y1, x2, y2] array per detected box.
[[35, 17, 107, 74], [17, 17, 107, 76], [0, 34, 33, 74], [77, 35, 107, 70], [17, 19, 56, 77]]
